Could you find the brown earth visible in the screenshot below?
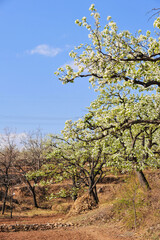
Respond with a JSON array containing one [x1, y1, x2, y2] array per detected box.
[[0, 171, 159, 240], [0, 222, 138, 240], [0, 206, 139, 240], [0, 210, 142, 240]]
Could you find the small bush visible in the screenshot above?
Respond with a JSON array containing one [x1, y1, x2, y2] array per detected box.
[[113, 174, 149, 229]]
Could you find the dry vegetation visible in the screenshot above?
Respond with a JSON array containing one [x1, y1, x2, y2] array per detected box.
[[0, 170, 160, 240]]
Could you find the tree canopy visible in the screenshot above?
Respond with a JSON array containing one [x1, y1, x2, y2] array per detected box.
[[55, 4, 160, 90], [48, 4, 160, 201]]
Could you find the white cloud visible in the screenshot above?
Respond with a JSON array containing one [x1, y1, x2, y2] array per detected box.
[[27, 44, 61, 57]]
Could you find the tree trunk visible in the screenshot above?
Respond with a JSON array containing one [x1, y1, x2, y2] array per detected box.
[[30, 186, 39, 208], [25, 180, 39, 208], [89, 183, 99, 204], [92, 186, 99, 204], [2, 186, 8, 214], [72, 175, 78, 201], [136, 170, 151, 190]]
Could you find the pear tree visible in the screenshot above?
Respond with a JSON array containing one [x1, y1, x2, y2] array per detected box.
[[46, 135, 109, 204], [54, 4, 160, 190], [64, 85, 160, 189], [55, 4, 160, 91]]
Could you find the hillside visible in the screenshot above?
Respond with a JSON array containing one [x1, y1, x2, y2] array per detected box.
[[0, 170, 160, 240]]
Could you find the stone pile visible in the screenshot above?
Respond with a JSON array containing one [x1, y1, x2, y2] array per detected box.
[[0, 222, 75, 232]]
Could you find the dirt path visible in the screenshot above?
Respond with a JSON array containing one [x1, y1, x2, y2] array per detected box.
[[0, 229, 94, 240], [0, 225, 138, 240], [0, 213, 139, 240]]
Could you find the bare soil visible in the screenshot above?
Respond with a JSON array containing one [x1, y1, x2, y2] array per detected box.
[[0, 221, 137, 240], [0, 212, 140, 240], [0, 171, 159, 240]]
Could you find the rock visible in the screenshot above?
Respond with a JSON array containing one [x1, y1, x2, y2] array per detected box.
[[0, 221, 74, 232]]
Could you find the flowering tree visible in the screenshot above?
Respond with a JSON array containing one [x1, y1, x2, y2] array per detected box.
[[54, 4, 160, 190], [55, 4, 160, 91], [45, 135, 107, 204], [64, 85, 160, 189]]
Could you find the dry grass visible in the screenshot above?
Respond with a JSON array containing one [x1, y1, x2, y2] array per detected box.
[[0, 170, 160, 239], [108, 171, 160, 238]]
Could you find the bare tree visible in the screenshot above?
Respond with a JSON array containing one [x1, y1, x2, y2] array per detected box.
[[15, 130, 46, 208], [0, 129, 19, 214]]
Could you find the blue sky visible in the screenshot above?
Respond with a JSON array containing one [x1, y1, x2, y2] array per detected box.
[[0, 0, 158, 135]]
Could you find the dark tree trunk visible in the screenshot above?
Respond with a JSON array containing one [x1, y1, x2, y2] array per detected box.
[[26, 180, 39, 208], [30, 186, 39, 208], [136, 170, 151, 190], [136, 134, 151, 190], [91, 186, 99, 204], [72, 175, 78, 201], [2, 186, 8, 215], [89, 178, 99, 204]]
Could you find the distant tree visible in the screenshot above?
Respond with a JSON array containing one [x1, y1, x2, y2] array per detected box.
[[15, 130, 46, 208], [0, 129, 19, 214]]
